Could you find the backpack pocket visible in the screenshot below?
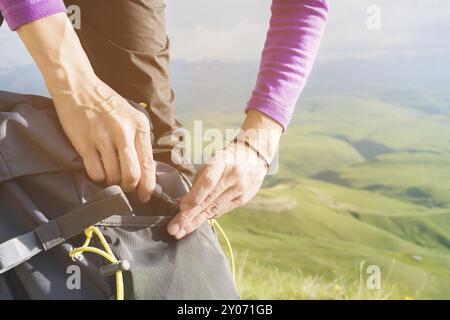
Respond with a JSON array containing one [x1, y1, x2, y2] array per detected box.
[[94, 215, 238, 300]]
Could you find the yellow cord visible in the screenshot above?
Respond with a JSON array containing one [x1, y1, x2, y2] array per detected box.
[[69, 226, 124, 300], [209, 219, 236, 286], [69, 220, 235, 300]]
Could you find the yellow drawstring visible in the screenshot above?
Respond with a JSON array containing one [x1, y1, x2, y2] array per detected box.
[[69, 220, 235, 300], [69, 226, 125, 300], [209, 219, 236, 286]]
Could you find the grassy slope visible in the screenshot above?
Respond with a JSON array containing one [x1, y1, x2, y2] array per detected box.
[[183, 96, 450, 299], [220, 179, 450, 299]]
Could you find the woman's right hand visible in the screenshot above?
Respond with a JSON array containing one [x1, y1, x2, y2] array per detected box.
[[17, 12, 156, 202], [51, 77, 156, 203]]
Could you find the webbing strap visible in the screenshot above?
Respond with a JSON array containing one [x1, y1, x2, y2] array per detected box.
[[0, 232, 42, 274], [0, 186, 132, 274]]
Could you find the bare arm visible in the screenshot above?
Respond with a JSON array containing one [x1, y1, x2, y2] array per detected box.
[[167, 0, 329, 239], [17, 13, 156, 202]]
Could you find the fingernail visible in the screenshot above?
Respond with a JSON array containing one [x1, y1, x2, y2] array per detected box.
[[139, 194, 151, 203], [167, 223, 180, 235], [139, 187, 155, 203], [175, 228, 187, 239]]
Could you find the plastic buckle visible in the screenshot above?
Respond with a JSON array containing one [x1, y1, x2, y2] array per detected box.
[[100, 260, 130, 277]]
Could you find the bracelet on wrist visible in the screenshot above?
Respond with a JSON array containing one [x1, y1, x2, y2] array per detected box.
[[231, 136, 271, 172]]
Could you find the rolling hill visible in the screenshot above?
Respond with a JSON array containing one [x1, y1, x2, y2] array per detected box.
[[1, 56, 449, 299], [181, 94, 450, 299]]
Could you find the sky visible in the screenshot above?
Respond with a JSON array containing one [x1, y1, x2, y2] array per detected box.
[[1, 0, 450, 99], [1, 0, 450, 70], [166, 0, 450, 62]]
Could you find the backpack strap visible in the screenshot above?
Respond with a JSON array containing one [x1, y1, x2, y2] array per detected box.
[[0, 185, 132, 274]]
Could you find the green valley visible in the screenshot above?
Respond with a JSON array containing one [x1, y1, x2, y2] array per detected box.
[[182, 95, 450, 299]]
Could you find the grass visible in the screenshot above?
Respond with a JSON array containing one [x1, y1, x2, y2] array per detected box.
[[182, 94, 450, 299], [234, 251, 402, 300]]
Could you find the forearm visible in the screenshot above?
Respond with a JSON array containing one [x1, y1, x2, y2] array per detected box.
[[241, 110, 282, 163], [240, 0, 329, 163], [9, 5, 156, 200], [17, 12, 97, 95], [246, 0, 329, 131]]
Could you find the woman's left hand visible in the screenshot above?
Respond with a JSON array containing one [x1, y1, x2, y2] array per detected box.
[[167, 110, 282, 239]]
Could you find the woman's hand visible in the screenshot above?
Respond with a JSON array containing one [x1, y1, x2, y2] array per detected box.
[[167, 110, 282, 239], [51, 78, 156, 202], [17, 13, 156, 202]]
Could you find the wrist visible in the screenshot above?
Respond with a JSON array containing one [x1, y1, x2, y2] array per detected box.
[[231, 136, 271, 172], [240, 110, 283, 162], [45, 64, 97, 97], [41, 35, 97, 95], [17, 12, 97, 95]]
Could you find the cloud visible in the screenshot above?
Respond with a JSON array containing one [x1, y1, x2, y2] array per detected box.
[[167, 0, 450, 63], [0, 27, 33, 72], [166, 0, 271, 62], [318, 0, 450, 62], [1, 0, 449, 69], [169, 19, 267, 62]]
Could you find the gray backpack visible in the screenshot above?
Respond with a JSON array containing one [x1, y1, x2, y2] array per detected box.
[[0, 91, 237, 300]]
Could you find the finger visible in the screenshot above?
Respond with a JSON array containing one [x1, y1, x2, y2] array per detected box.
[[96, 139, 121, 186], [177, 187, 242, 239], [182, 158, 227, 211], [192, 165, 207, 186], [135, 130, 156, 203], [117, 135, 141, 192], [167, 162, 229, 236], [81, 148, 106, 183]]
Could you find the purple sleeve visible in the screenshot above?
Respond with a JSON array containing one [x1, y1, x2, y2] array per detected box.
[[246, 0, 329, 130], [0, 0, 66, 31]]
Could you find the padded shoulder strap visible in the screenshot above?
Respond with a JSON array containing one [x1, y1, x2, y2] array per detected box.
[[0, 186, 132, 274]]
